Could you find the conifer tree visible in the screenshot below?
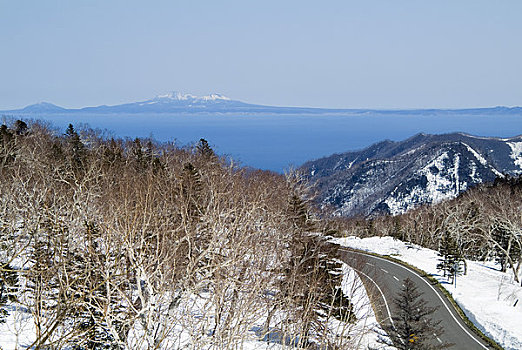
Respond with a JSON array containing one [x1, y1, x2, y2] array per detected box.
[[0, 124, 15, 167], [70, 221, 122, 350], [378, 278, 450, 349], [391, 216, 405, 241], [437, 231, 465, 283], [196, 138, 215, 160], [27, 216, 66, 346], [277, 173, 355, 348], [102, 138, 123, 168], [0, 263, 18, 323], [13, 119, 28, 135], [131, 138, 145, 169], [0, 124, 12, 144], [64, 123, 86, 172]]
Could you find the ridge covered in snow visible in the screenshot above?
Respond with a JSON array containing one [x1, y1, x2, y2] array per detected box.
[[302, 133, 522, 217]]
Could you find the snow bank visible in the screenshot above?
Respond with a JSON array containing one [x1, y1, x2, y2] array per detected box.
[[333, 236, 522, 350]]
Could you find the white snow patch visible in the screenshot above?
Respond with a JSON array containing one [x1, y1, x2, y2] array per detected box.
[[340, 264, 386, 349], [384, 152, 458, 215], [332, 236, 522, 350], [402, 145, 423, 156], [154, 91, 231, 102], [507, 141, 522, 171], [468, 160, 480, 182], [461, 142, 488, 166]]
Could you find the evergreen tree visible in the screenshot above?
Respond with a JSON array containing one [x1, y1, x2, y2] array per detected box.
[[391, 216, 405, 241], [179, 162, 210, 275], [0, 263, 18, 323], [365, 219, 377, 238], [278, 181, 355, 348], [70, 221, 123, 349], [0, 124, 15, 167], [0, 124, 12, 144], [130, 138, 162, 172], [437, 231, 465, 283], [196, 138, 215, 160], [64, 124, 86, 172], [28, 217, 64, 345], [13, 119, 28, 135], [102, 138, 123, 168], [379, 278, 450, 349]]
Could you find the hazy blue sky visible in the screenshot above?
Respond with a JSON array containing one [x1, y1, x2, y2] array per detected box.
[[1, 0, 521, 109]]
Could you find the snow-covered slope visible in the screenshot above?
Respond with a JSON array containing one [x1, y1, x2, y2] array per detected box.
[[302, 133, 522, 217], [333, 236, 522, 350]]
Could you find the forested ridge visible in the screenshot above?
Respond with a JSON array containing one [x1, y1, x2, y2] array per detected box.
[[335, 173, 522, 284], [0, 120, 359, 349]]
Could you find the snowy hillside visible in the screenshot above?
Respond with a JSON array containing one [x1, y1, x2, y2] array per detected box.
[[302, 133, 522, 217], [333, 236, 522, 350]]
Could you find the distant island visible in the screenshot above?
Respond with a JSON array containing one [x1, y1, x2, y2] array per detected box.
[[3, 91, 522, 115]]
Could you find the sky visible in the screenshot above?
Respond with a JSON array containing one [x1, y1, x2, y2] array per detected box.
[[1, 0, 521, 110]]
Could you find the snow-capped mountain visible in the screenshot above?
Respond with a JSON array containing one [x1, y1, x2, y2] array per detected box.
[[301, 133, 522, 217], [74, 92, 251, 113], [152, 91, 231, 102]]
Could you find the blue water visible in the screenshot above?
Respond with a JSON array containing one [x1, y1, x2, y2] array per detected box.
[[17, 113, 522, 172]]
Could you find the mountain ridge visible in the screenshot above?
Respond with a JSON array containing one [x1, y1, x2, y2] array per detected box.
[[301, 132, 522, 217]]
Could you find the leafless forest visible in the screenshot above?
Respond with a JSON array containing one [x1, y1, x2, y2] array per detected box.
[[0, 120, 369, 349]]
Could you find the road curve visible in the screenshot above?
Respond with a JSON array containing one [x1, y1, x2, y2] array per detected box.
[[340, 248, 495, 349]]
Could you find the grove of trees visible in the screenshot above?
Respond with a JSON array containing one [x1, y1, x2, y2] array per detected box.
[[0, 120, 370, 349], [333, 175, 522, 285]]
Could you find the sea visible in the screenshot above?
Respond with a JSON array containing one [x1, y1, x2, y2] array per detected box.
[[6, 112, 522, 172]]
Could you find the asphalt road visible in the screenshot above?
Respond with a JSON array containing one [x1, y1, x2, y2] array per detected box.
[[340, 249, 494, 349]]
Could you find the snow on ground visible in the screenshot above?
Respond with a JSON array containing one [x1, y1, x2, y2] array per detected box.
[[339, 264, 383, 349], [0, 264, 381, 350], [333, 236, 522, 350], [0, 306, 37, 350]]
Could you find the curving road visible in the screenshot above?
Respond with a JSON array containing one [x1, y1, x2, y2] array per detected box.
[[339, 248, 494, 349]]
